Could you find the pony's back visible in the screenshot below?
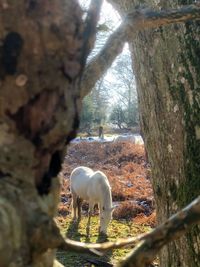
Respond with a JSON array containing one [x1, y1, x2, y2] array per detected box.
[[70, 166, 111, 204], [87, 170, 111, 205], [114, 135, 135, 143], [70, 166, 94, 200]]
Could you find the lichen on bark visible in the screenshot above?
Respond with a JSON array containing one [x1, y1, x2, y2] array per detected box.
[[168, 19, 200, 265]]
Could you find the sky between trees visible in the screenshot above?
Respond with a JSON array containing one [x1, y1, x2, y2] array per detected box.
[[79, 0, 139, 130]]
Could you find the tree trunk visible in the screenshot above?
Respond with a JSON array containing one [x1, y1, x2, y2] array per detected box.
[[0, 1, 88, 266], [108, 0, 200, 266]]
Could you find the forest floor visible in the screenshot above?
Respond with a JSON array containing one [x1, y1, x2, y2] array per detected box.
[[56, 140, 157, 266]]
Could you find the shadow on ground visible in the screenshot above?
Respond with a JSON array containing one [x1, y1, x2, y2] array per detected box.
[[56, 218, 113, 267]]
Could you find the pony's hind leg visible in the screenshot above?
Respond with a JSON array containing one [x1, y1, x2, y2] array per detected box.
[[71, 190, 78, 221], [77, 197, 83, 221], [86, 202, 94, 236]]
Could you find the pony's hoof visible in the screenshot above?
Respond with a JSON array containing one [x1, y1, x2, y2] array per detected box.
[[86, 233, 90, 239], [98, 232, 108, 242], [99, 231, 107, 236]]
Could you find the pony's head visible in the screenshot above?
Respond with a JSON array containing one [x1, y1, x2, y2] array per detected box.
[[99, 206, 115, 234]]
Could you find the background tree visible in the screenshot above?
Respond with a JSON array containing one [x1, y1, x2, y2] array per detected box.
[[109, 104, 126, 129], [90, 78, 110, 125], [79, 94, 94, 134], [79, 77, 110, 132], [109, 52, 139, 128]]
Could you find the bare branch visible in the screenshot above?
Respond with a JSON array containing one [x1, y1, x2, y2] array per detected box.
[[59, 235, 141, 255], [38, 197, 199, 267], [46, 196, 200, 267], [80, 0, 103, 66], [80, 22, 128, 98], [126, 3, 200, 33], [118, 196, 200, 267], [38, 219, 141, 255], [81, 3, 200, 98]]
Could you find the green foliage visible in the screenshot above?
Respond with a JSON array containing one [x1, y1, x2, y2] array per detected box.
[[91, 79, 110, 125], [108, 52, 139, 129], [109, 104, 126, 129], [79, 79, 110, 131], [79, 95, 94, 133], [109, 100, 139, 129], [126, 102, 139, 127]]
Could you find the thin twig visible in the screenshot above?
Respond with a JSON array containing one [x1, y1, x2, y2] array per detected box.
[[59, 234, 143, 255], [126, 3, 200, 32]]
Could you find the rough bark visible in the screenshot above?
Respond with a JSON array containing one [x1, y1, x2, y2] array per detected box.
[[0, 1, 101, 266], [106, 0, 200, 266]]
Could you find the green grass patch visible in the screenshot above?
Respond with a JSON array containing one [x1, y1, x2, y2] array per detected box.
[[56, 215, 151, 266]]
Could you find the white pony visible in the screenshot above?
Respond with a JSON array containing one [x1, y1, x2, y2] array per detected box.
[[70, 166, 114, 234], [114, 134, 144, 145], [114, 135, 136, 143]]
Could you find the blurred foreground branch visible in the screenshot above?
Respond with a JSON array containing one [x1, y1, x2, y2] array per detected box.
[[81, 0, 103, 65], [51, 197, 200, 266], [118, 196, 200, 267], [58, 234, 142, 256]]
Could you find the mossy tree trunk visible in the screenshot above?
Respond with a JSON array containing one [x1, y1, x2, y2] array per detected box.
[[0, 1, 89, 266], [108, 0, 200, 266]]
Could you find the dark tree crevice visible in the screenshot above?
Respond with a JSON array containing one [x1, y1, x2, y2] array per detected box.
[[36, 151, 62, 195]]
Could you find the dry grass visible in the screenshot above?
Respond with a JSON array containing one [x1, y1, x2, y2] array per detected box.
[[58, 141, 156, 227]]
